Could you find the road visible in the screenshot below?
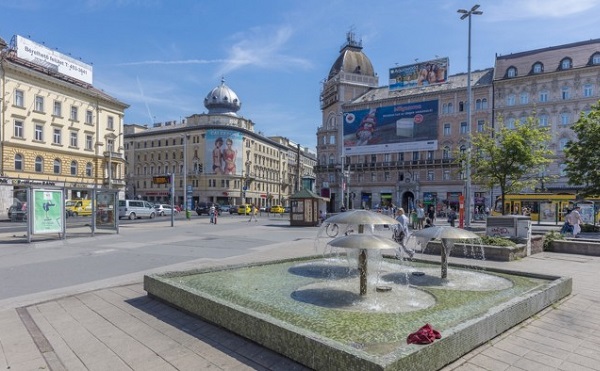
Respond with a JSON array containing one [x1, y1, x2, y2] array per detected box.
[[0, 212, 314, 309]]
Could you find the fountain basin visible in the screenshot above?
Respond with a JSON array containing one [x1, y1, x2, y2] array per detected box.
[[144, 256, 571, 371]]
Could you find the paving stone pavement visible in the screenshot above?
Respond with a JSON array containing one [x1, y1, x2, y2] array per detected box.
[[1, 220, 599, 370]]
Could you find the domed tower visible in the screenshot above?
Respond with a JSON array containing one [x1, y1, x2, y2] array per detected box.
[[204, 78, 242, 116], [317, 31, 379, 211]]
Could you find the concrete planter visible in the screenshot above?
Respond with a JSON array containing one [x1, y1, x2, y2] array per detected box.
[[421, 235, 544, 261]]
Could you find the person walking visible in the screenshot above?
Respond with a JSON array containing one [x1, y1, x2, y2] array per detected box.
[[571, 206, 583, 237], [416, 204, 425, 229], [447, 207, 457, 227], [427, 205, 435, 226], [209, 204, 216, 224], [248, 204, 258, 222], [394, 208, 414, 258]]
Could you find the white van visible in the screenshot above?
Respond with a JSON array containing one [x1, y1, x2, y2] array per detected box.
[[118, 200, 156, 220]]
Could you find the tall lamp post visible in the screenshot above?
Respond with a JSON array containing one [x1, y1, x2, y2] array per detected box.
[[182, 133, 190, 219], [458, 4, 483, 227]]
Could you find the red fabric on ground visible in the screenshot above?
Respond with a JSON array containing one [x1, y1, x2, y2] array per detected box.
[[406, 323, 442, 344]]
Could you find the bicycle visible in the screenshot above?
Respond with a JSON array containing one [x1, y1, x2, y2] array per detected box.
[[324, 223, 354, 237]]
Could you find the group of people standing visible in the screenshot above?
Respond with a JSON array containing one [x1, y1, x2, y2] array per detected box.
[[561, 206, 583, 237]]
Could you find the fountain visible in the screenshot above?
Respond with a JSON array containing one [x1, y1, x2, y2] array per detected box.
[[144, 210, 572, 370]]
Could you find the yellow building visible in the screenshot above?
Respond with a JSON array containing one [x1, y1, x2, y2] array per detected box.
[[0, 35, 128, 216], [124, 79, 315, 210]]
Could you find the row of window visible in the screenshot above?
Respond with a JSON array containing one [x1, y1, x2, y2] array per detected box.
[[13, 89, 114, 128], [505, 53, 600, 78], [13, 119, 95, 149], [441, 98, 489, 114], [504, 84, 594, 106], [13, 154, 93, 176]]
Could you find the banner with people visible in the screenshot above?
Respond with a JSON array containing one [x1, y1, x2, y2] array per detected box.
[[205, 130, 243, 176]]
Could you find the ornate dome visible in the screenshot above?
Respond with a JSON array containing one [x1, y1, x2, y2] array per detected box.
[[204, 78, 241, 116], [327, 31, 375, 80]]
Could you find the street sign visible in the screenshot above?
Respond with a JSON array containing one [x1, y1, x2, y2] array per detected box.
[[153, 175, 170, 184]]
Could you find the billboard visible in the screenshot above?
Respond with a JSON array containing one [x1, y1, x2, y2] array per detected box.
[[343, 100, 438, 155], [205, 130, 243, 176], [15, 35, 93, 84], [32, 189, 64, 234], [389, 57, 449, 91]]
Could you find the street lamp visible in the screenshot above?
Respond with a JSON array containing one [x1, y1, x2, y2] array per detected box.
[[182, 133, 190, 218], [458, 4, 482, 227]]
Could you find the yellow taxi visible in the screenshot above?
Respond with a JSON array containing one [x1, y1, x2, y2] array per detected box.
[[237, 204, 252, 215], [270, 205, 285, 213]]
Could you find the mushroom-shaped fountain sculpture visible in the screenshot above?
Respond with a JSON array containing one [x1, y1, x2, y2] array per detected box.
[[412, 226, 480, 279], [325, 210, 399, 296]]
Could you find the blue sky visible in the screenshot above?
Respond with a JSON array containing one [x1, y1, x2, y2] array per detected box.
[[2, 0, 600, 151]]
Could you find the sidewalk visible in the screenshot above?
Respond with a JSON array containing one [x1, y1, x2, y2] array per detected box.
[[1, 220, 600, 370]]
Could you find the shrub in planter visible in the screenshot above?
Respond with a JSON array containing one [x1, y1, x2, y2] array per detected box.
[[480, 235, 517, 247]]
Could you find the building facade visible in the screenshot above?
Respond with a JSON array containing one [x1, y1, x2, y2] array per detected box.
[[123, 79, 316, 209], [493, 39, 600, 192], [316, 32, 493, 215], [0, 35, 128, 216]]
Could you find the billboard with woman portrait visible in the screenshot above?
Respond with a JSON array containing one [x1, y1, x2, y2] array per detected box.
[[205, 130, 243, 176]]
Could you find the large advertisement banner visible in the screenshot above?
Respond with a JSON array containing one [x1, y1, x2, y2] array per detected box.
[[389, 57, 449, 91], [32, 189, 64, 234], [205, 130, 243, 176], [343, 100, 439, 155]]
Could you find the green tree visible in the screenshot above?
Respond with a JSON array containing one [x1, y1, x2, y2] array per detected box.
[[463, 117, 552, 215], [564, 101, 600, 197]]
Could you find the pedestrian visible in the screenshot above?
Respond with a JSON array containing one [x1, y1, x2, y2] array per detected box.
[[410, 209, 418, 229], [248, 204, 258, 222], [209, 204, 216, 224], [447, 207, 457, 227], [319, 210, 326, 225], [393, 208, 414, 258], [570, 206, 583, 237], [427, 206, 435, 226], [416, 204, 425, 229]]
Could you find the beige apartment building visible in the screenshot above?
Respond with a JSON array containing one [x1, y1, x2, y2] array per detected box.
[[0, 35, 128, 217], [493, 39, 600, 191], [123, 79, 316, 210]]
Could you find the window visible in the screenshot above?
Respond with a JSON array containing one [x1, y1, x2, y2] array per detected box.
[[584, 84, 594, 98], [447, 102, 454, 113], [34, 95, 44, 112], [85, 110, 93, 124], [507, 67, 517, 78], [427, 151, 434, 160], [593, 53, 600, 65], [384, 172, 390, 181], [53, 159, 61, 174], [458, 101, 464, 112], [86, 163, 93, 177], [481, 98, 488, 109], [14, 154, 23, 171], [397, 152, 404, 162], [533, 62, 543, 74], [460, 122, 468, 134], [412, 152, 419, 161], [559, 138, 569, 151], [14, 120, 23, 138], [561, 87, 570, 100], [443, 170, 451, 180], [477, 119, 485, 132], [520, 92, 529, 105], [70, 131, 78, 147], [370, 172, 376, 182], [14, 89, 24, 107], [507, 118, 516, 129], [53, 128, 62, 144], [35, 124, 43, 141], [427, 170, 434, 181], [539, 90, 549, 102], [70, 106, 78, 121], [328, 154, 334, 164], [443, 123, 451, 136], [35, 156, 43, 172], [538, 115, 549, 127], [70, 161, 78, 175], [53, 101, 62, 116], [560, 58, 572, 70], [85, 134, 93, 150], [370, 154, 376, 163], [107, 116, 114, 130], [506, 94, 516, 106], [561, 112, 570, 126], [107, 139, 114, 152], [443, 146, 450, 159]]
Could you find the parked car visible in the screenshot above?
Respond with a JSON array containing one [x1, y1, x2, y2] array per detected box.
[[237, 204, 252, 215], [118, 200, 156, 220], [154, 204, 175, 216], [8, 202, 27, 221], [270, 205, 285, 213], [219, 205, 232, 214], [284, 206, 291, 213]]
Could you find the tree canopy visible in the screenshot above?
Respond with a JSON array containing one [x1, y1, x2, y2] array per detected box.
[[463, 116, 552, 214], [564, 101, 600, 197]]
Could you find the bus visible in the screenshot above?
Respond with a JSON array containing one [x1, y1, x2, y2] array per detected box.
[[492, 193, 600, 224]]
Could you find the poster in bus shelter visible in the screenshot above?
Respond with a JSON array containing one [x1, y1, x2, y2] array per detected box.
[[577, 203, 595, 224], [32, 189, 64, 234]]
